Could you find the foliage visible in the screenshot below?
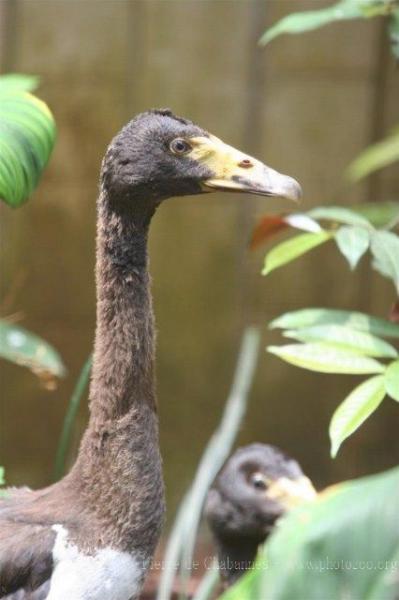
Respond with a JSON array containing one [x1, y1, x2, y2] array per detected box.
[[259, 0, 399, 60], [257, 204, 399, 456], [347, 127, 399, 181], [354, 201, 399, 228], [53, 356, 92, 480], [329, 374, 387, 456], [262, 231, 333, 276], [220, 466, 399, 600], [158, 329, 260, 600], [0, 73, 63, 385], [255, 0, 399, 458], [269, 308, 398, 456], [257, 201, 399, 457], [1, 74, 65, 491], [251, 202, 399, 250], [255, 204, 399, 294], [0, 319, 66, 387], [0, 73, 56, 207], [0, 74, 40, 93], [270, 307, 399, 337]]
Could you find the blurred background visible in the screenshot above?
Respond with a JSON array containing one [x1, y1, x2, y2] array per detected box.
[[0, 0, 398, 527]]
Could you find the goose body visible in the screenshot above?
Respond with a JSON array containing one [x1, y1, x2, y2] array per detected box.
[[0, 110, 301, 600]]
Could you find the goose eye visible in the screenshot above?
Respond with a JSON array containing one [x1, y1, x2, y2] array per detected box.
[[250, 473, 267, 491], [170, 138, 192, 155]]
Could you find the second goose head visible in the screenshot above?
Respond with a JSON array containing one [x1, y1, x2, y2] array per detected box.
[[205, 444, 316, 587]]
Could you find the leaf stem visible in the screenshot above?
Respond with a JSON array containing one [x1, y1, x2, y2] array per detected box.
[[53, 355, 91, 480]]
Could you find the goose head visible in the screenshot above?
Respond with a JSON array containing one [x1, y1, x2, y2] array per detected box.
[[101, 109, 302, 215]]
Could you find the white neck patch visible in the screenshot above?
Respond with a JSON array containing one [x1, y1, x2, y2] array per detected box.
[[47, 524, 144, 600]]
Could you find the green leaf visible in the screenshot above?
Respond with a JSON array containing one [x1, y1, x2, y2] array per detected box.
[[284, 325, 398, 358], [260, 0, 397, 46], [229, 466, 399, 600], [0, 88, 56, 207], [0, 467, 4, 486], [259, 0, 364, 46], [0, 320, 66, 383], [334, 225, 370, 269], [352, 201, 399, 229], [0, 74, 40, 93], [370, 230, 399, 293], [329, 375, 386, 457], [385, 359, 399, 401], [267, 343, 385, 374], [347, 126, 399, 181], [307, 205, 371, 227], [270, 307, 399, 338], [262, 231, 332, 276], [54, 356, 92, 480]]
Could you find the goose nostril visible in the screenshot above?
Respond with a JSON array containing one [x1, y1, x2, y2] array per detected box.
[[239, 159, 253, 169]]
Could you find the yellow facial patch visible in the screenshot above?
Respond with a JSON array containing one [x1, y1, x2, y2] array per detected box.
[[187, 135, 302, 201], [189, 135, 262, 193], [267, 476, 317, 509]]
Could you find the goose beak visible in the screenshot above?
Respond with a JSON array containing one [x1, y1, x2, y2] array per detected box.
[[266, 476, 317, 510], [191, 135, 302, 202]]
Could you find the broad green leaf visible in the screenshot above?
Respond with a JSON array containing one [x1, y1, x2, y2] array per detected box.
[[284, 325, 398, 358], [329, 375, 386, 457], [385, 359, 399, 401], [0, 89, 56, 207], [267, 343, 385, 374], [370, 230, 399, 292], [270, 307, 399, 338], [262, 231, 332, 276], [335, 225, 370, 269], [259, 0, 364, 46], [0, 320, 66, 384], [347, 126, 399, 181], [0, 74, 39, 93], [307, 205, 371, 227], [352, 201, 399, 229], [0, 467, 4, 486], [226, 467, 399, 600]]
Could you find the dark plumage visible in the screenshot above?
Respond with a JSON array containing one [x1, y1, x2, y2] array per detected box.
[[205, 444, 316, 587], [0, 110, 301, 600]]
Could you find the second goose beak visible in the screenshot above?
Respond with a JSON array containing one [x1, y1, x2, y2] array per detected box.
[[267, 475, 317, 510], [191, 135, 302, 202]]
